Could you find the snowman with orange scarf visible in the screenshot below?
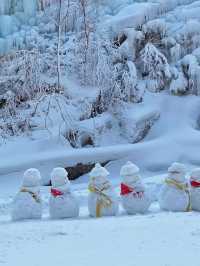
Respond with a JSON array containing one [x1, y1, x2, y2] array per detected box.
[[120, 161, 151, 214], [49, 167, 79, 219], [189, 168, 200, 211]]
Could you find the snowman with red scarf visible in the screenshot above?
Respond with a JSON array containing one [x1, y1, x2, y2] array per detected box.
[[12, 168, 42, 221], [120, 161, 151, 214], [190, 168, 200, 211], [49, 167, 79, 219]]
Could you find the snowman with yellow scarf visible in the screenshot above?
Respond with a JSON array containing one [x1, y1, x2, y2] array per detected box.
[[159, 162, 191, 212], [88, 163, 118, 217], [12, 168, 42, 221]]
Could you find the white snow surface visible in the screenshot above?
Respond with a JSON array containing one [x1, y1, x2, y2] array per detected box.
[[0, 92, 200, 183], [1, 169, 200, 266]]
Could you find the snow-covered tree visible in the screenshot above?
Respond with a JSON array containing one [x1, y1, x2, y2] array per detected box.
[[181, 54, 200, 95], [170, 54, 200, 95], [142, 19, 167, 43], [112, 60, 142, 104], [141, 42, 171, 92], [170, 71, 188, 96], [0, 49, 42, 101], [170, 43, 182, 63]]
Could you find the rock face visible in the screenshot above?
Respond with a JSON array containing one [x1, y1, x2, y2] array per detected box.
[[65, 162, 109, 180], [119, 106, 160, 143]]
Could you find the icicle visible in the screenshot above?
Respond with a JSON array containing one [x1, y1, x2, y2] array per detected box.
[[23, 0, 37, 17]]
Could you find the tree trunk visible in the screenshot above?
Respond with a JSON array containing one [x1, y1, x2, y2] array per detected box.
[[57, 0, 62, 91]]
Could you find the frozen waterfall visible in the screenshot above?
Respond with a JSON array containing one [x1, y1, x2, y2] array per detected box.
[[0, 0, 37, 56]]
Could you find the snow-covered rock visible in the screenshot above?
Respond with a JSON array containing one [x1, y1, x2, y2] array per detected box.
[[119, 104, 160, 143], [49, 167, 79, 219], [11, 168, 42, 221], [118, 28, 144, 60]]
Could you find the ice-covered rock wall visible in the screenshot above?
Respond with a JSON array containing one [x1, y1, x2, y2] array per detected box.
[[0, 0, 37, 56]]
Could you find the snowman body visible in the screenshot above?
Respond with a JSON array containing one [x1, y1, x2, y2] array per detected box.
[[12, 169, 42, 221], [190, 187, 200, 211], [49, 184, 79, 219], [121, 181, 151, 214], [88, 182, 118, 217], [49, 167, 79, 219], [190, 169, 200, 211], [88, 163, 118, 217], [12, 187, 42, 221], [159, 163, 190, 212], [159, 184, 189, 212], [120, 161, 151, 214]]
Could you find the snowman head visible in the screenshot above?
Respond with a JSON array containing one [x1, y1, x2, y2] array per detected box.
[[120, 161, 140, 185], [168, 162, 186, 183], [51, 167, 70, 188], [190, 168, 200, 182], [89, 163, 109, 186], [22, 168, 41, 188]]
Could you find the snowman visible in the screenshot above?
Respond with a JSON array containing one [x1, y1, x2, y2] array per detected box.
[[88, 163, 118, 217], [120, 161, 151, 214], [49, 167, 79, 219], [189, 168, 200, 211], [12, 168, 42, 221], [159, 162, 191, 212]]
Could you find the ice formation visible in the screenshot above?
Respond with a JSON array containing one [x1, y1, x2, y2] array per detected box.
[[0, 0, 37, 55]]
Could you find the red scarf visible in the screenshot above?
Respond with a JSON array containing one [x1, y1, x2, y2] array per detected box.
[[51, 188, 64, 197], [120, 183, 144, 198], [190, 180, 200, 188], [121, 183, 134, 195]]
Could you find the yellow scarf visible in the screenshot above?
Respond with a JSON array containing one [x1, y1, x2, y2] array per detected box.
[[165, 178, 191, 212], [88, 182, 112, 217], [20, 187, 41, 203]]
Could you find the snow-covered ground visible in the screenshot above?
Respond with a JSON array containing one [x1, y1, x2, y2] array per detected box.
[[0, 92, 199, 182], [1, 209, 200, 266], [1, 169, 200, 266]]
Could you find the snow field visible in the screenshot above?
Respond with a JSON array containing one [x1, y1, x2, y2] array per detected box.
[[1, 193, 200, 266], [0, 156, 200, 266]]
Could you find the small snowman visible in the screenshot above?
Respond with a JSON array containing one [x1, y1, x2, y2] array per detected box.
[[189, 168, 200, 211], [88, 163, 118, 217], [159, 162, 191, 212], [120, 161, 151, 214], [49, 167, 79, 219], [12, 168, 42, 221]]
